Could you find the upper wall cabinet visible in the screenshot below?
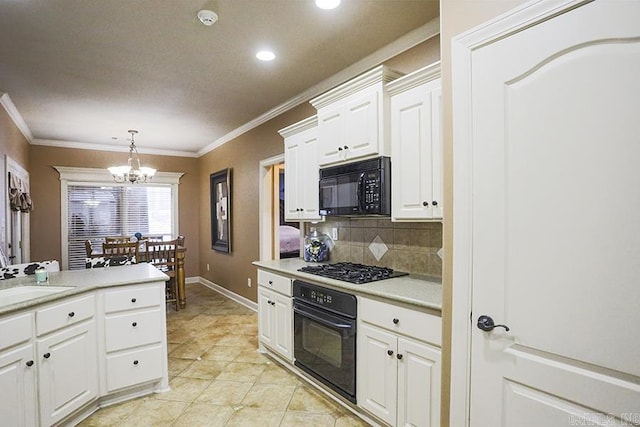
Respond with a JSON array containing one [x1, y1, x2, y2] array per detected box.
[[388, 63, 443, 221], [311, 66, 403, 166], [279, 116, 322, 222]]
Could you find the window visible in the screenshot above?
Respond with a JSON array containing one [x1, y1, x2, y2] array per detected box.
[[55, 167, 183, 270]]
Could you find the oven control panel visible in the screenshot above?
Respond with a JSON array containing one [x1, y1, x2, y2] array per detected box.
[[293, 280, 357, 318]]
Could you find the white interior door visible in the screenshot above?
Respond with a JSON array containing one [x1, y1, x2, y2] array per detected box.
[[465, 1, 640, 425]]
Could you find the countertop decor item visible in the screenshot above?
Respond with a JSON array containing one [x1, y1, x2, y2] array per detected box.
[[303, 228, 330, 262]]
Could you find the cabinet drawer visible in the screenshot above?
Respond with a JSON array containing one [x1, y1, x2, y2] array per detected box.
[[257, 270, 292, 296], [105, 308, 163, 352], [36, 294, 95, 336], [104, 284, 162, 313], [106, 345, 164, 392], [0, 312, 32, 351], [359, 297, 441, 346]]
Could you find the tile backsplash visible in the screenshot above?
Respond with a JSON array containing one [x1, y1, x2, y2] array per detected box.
[[310, 218, 442, 278]]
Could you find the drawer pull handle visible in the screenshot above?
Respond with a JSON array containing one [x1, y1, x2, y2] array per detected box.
[[268, 280, 273, 285], [396, 353, 403, 360], [387, 350, 394, 357], [133, 360, 139, 365], [26, 360, 34, 367], [392, 318, 399, 325], [68, 311, 75, 317], [131, 298, 137, 303], [132, 322, 138, 327], [43, 352, 51, 359]]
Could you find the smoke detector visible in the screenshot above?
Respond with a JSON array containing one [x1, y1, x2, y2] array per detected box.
[[197, 9, 218, 26]]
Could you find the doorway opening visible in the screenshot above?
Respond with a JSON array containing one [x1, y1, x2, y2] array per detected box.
[[259, 154, 302, 261]]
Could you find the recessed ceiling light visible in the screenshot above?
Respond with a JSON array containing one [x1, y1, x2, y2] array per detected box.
[[256, 50, 276, 61], [315, 0, 340, 10]]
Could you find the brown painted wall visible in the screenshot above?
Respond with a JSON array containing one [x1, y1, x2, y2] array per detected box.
[[197, 40, 440, 302], [0, 105, 30, 252], [0, 107, 29, 167], [198, 104, 316, 301], [28, 145, 200, 276], [439, 2, 528, 425]]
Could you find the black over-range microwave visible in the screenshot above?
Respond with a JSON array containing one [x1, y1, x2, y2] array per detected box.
[[319, 156, 391, 216]]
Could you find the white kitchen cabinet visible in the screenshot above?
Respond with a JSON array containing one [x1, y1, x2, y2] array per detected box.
[[101, 283, 168, 394], [0, 273, 168, 426], [280, 116, 322, 221], [0, 313, 37, 427], [388, 63, 443, 221], [35, 293, 98, 426], [37, 321, 98, 426], [311, 65, 403, 166], [257, 269, 293, 362], [357, 296, 441, 427]]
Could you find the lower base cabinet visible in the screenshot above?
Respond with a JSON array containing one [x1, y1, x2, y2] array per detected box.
[[357, 297, 441, 427], [257, 269, 293, 362], [37, 321, 98, 426], [0, 279, 168, 427], [0, 342, 37, 427]]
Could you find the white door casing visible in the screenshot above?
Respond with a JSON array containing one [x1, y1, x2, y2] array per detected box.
[[452, 1, 640, 425]]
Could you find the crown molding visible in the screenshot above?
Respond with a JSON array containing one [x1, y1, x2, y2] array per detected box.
[[278, 115, 318, 138], [0, 93, 33, 143], [53, 166, 184, 184], [197, 18, 440, 157], [386, 61, 441, 96], [32, 138, 198, 158]]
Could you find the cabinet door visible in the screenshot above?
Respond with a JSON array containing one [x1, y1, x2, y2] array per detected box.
[[397, 337, 441, 427], [317, 106, 345, 166], [37, 321, 98, 426], [430, 85, 443, 219], [298, 129, 321, 220], [343, 89, 379, 161], [284, 136, 304, 221], [284, 126, 321, 221], [0, 344, 37, 427], [258, 287, 274, 348], [357, 322, 397, 426], [391, 80, 442, 221], [272, 292, 293, 361]]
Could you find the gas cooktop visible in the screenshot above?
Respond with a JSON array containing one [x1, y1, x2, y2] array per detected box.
[[298, 262, 409, 284]]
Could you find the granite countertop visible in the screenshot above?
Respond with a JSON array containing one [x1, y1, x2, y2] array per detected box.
[[0, 263, 168, 316], [252, 258, 442, 312]]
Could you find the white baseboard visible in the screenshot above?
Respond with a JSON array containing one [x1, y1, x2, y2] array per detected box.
[[190, 276, 258, 312]]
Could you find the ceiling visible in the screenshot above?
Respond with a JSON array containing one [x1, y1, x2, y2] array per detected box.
[[0, 0, 439, 157]]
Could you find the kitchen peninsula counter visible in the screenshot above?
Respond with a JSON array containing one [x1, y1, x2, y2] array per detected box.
[[253, 258, 442, 312], [0, 263, 168, 316]]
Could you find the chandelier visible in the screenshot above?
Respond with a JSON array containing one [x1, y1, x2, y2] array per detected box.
[[107, 130, 156, 183]]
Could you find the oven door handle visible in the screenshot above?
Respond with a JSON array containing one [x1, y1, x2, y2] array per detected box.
[[293, 305, 354, 330]]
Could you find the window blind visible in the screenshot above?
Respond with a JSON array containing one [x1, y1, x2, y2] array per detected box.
[[67, 184, 173, 269]]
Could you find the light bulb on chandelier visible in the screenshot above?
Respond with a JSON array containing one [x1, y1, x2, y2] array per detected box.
[[107, 130, 156, 184]]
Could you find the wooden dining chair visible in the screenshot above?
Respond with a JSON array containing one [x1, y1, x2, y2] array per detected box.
[[102, 241, 139, 264], [104, 235, 131, 244], [85, 240, 94, 257], [145, 239, 179, 311]]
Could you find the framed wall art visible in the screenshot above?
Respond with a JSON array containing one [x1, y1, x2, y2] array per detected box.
[[210, 168, 232, 253]]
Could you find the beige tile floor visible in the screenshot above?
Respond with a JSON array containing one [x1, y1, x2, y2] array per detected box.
[[80, 283, 370, 427]]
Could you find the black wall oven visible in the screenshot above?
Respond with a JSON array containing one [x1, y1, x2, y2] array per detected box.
[[293, 280, 357, 403]]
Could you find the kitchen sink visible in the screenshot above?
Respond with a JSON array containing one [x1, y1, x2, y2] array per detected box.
[[0, 285, 72, 306]]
